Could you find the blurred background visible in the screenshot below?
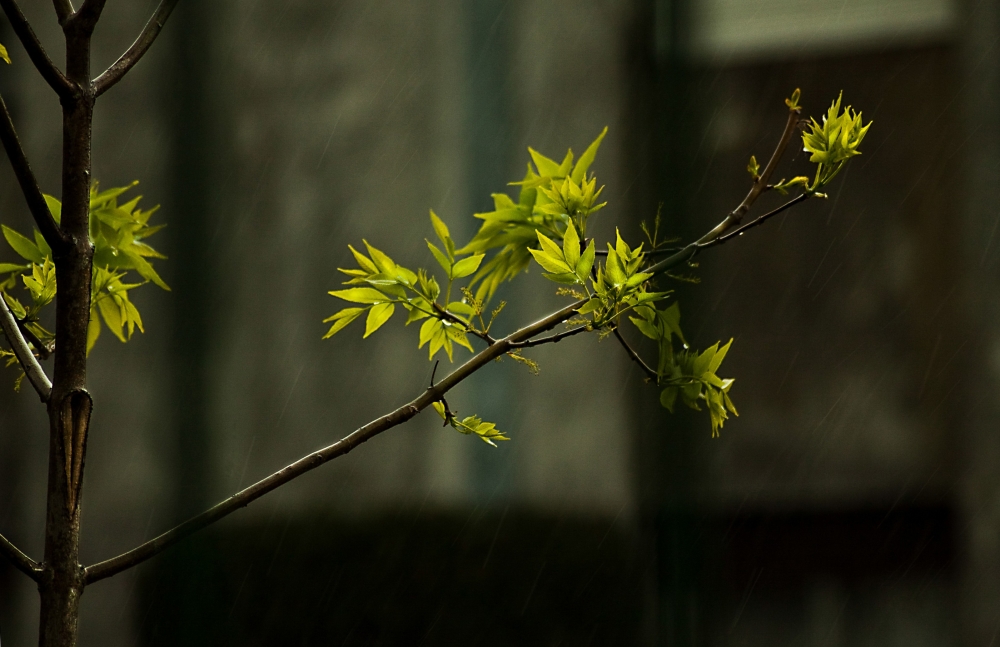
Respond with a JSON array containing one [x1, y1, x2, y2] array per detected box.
[[0, 0, 994, 644]]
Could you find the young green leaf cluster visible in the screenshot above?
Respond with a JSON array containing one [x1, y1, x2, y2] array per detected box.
[[325, 91, 869, 441], [431, 401, 509, 447], [772, 92, 871, 195], [459, 127, 608, 302], [0, 182, 168, 367]]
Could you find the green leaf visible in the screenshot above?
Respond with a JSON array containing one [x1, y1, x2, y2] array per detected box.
[[542, 272, 581, 285], [709, 338, 733, 373], [570, 126, 607, 183], [604, 247, 626, 286], [429, 210, 453, 256], [97, 296, 126, 342], [364, 302, 394, 338], [528, 147, 563, 177], [528, 247, 571, 274], [660, 386, 678, 412], [445, 325, 474, 352], [122, 249, 170, 290], [328, 287, 388, 304], [322, 307, 366, 338], [693, 342, 718, 376], [0, 263, 28, 274], [427, 241, 452, 274], [86, 317, 101, 354], [0, 43, 10, 65], [577, 298, 601, 315], [536, 231, 564, 261], [363, 240, 396, 274], [419, 317, 442, 348], [563, 222, 580, 268], [576, 239, 595, 281], [451, 254, 484, 279], [446, 301, 475, 316], [629, 316, 659, 340], [348, 244, 378, 274], [2, 225, 43, 263], [34, 230, 51, 258]]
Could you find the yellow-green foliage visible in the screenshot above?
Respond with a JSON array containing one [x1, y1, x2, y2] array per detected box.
[[0, 182, 168, 356]]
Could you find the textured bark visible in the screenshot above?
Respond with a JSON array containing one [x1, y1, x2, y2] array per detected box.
[[38, 18, 95, 647]]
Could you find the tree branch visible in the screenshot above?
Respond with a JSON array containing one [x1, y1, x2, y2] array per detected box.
[[0, 530, 41, 580], [52, 0, 74, 25], [93, 0, 179, 97], [83, 299, 585, 584], [0, 292, 52, 401], [510, 325, 589, 349], [82, 148, 816, 584], [613, 328, 658, 381], [700, 194, 809, 249], [694, 102, 801, 245], [0, 94, 65, 249], [70, 0, 107, 32], [0, 0, 74, 97]]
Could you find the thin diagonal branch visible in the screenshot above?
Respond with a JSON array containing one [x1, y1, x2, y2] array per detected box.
[[694, 102, 801, 245], [0, 95, 65, 249], [510, 325, 589, 349], [0, 292, 52, 401], [84, 299, 585, 584], [52, 0, 74, 25], [613, 328, 658, 382], [93, 0, 179, 97], [701, 194, 809, 249], [0, 0, 74, 97], [0, 530, 41, 580]]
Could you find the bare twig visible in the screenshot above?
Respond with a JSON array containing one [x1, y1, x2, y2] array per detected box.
[[93, 0, 180, 97], [613, 328, 658, 381], [0, 530, 41, 580], [0, 294, 51, 401], [510, 325, 589, 349], [702, 194, 809, 249], [0, 94, 65, 249], [0, 0, 73, 97], [694, 103, 801, 245], [52, 0, 74, 25]]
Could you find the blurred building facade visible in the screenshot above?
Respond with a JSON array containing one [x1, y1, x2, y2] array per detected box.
[[0, 0, 993, 645]]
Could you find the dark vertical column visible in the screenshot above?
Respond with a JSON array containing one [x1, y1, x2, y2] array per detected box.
[[960, 1, 1000, 644], [463, 0, 515, 498], [624, 1, 710, 645], [167, 0, 214, 521], [143, 2, 226, 645]]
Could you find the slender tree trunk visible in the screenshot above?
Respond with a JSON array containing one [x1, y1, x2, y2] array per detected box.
[[37, 22, 95, 647]]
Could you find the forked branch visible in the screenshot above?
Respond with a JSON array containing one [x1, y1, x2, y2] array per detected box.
[[52, 0, 74, 25], [93, 0, 180, 97], [0, 291, 52, 401], [0, 530, 41, 580], [0, 95, 64, 249], [0, 0, 73, 96]]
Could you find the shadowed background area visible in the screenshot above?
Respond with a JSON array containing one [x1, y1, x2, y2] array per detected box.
[[0, 0, 994, 645]]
